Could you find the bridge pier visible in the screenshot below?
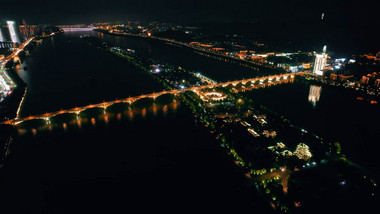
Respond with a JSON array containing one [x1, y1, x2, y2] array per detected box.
[[44, 117, 50, 124]]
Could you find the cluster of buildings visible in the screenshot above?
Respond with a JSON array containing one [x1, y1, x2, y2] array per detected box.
[[188, 41, 315, 72], [0, 20, 39, 50], [312, 45, 380, 93], [361, 72, 380, 88], [92, 21, 191, 37]]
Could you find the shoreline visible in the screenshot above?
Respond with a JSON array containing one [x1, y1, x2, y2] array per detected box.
[[94, 29, 286, 75]]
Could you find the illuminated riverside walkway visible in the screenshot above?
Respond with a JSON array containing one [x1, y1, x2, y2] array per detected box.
[[2, 72, 305, 126]]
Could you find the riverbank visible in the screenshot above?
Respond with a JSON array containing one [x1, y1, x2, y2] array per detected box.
[[0, 39, 38, 121], [0, 65, 27, 121], [94, 29, 285, 76], [304, 74, 380, 99]]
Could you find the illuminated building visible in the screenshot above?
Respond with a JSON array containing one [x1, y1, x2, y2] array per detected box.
[[301, 63, 311, 69], [19, 25, 28, 41], [7, 21, 20, 44], [0, 28, 4, 42], [293, 143, 312, 161], [339, 75, 353, 82], [361, 76, 370, 84], [313, 45, 328, 76], [308, 85, 321, 107], [375, 79, 380, 88]]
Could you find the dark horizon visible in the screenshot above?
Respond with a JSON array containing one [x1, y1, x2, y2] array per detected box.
[[0, 0, 378, 25]]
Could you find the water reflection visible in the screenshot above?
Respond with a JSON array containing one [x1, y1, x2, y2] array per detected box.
[[308, 85, 322, 107], [15, 99, 179, 135]]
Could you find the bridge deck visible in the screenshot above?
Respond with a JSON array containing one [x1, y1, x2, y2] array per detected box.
[[2, 72, 306, 125]]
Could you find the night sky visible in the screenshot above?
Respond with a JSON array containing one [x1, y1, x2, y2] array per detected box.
[[0, 0, 378, 25]]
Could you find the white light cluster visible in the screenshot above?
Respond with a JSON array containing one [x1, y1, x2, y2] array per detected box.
[[0, 28, 4, 42], [7, 21, 20, 44]]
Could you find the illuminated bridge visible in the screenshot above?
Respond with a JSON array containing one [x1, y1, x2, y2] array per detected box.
[[57, 25, 94, 32], [1, 72, 305, 126], [61, 28, 94, 32], [210, 72, 305, 88]]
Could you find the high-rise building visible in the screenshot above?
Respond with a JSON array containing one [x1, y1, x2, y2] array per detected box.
[[313, 45, 328, 76], [0, 28, 4, 42], [6, 21, 20, 44]]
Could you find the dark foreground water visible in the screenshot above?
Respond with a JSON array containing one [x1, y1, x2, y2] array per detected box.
[[0, 102, 272, 213]]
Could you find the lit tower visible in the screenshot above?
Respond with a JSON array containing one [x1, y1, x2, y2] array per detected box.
[[7, 21, 20, 44], [313, 45, 328, 76], [0, 28, 4, 42]]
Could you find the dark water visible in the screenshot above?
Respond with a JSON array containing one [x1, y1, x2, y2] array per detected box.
[[243, 79, 380, 178], [0, 102, 272, 213], [2, 31, 273, 213], [15, 31, 163, 117]]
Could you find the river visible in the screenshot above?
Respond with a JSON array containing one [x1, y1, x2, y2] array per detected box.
[[1, 31, 273, 213], [1, 30, 379, 212]]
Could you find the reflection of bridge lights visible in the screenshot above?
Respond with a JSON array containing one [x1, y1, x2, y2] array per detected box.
[[104, 115, 109, 124], [77, 119, 82, 128], [127, 107, 133, 120], [172, 101, 178, 111], [141, 108, 146, 118], [63, 123, 67, 131], [163, 105, 168, 115], [117, 113, 122, 121], [152, 103, 157, 115], [91, 118, 96, 125]]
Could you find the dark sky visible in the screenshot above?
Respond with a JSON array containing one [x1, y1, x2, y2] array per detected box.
[[0, 0, 378, 25]]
